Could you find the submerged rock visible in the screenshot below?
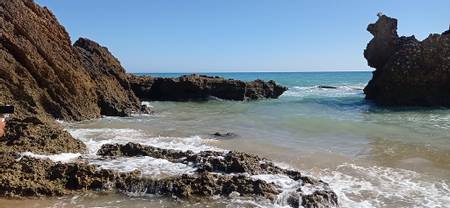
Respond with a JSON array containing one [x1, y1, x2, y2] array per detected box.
[[364, 15, 450, 106], [128, 74, 288, 101], [318, 85, 338, 89], [212, 132, 238, 138]]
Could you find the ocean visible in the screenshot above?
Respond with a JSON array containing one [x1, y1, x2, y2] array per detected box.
[[3, 72, 450, 208]]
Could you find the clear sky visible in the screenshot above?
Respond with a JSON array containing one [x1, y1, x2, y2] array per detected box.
[[36, 0, 449, 73]]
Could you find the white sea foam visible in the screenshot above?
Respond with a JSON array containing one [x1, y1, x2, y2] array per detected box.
[[141, 101, 153, 108], [309, 163, 450, 208], [19, 152, 81, 163], [251, 174, 299, 190], [89, 156, 196, 177], [251, 174, 332, 207], [284, 85, 364, 98], [67, 128, 223, 154], [62, 127, 222, 178]]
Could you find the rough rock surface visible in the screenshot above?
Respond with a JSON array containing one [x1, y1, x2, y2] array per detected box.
[[73, 38, 145, 116], [0, 0, 99, 121], [0, 117, 85, 154], [0, 153, 138, 197], [364, 15, 450, 106], [98, 143, 312, 180], [98, 143, 339, 207], [0, 153, 277, 201], [128, 74, 288, 101]]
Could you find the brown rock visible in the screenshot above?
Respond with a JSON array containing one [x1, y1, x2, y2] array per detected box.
[[0, 153, 137, 197], [1, 117, 85, 154], [0, 0, 100, 121]]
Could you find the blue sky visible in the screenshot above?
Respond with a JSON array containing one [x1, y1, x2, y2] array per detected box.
[[36, 0, 449, 72]]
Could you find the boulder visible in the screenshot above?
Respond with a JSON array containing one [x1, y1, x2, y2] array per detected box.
[[364, 15, 450, 106], [128, 74, 288, 101]]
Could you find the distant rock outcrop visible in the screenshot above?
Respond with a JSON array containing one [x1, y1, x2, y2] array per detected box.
[[364, 15, 450, 106], [128, 74, 288, 101]]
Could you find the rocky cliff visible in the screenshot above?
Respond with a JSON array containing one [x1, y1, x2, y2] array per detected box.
[[0, 0, 145, 154], [364, 15, 450, 106], [128, 74, 288, 101]]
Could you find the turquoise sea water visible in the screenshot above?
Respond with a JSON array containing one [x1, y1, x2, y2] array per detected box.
[[6, 72, 449, 208]]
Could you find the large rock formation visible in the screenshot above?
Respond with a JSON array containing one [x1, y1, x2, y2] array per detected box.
[[128, 74, 288, 101], [364, 15, 450, 106], [0, 0, 147, 153], [0, 0, 99, 121]]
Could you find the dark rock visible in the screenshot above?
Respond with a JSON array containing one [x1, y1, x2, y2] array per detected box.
[[364, 15, 450, 106], [212, 132, 238, 138], [318, 85, 338, 89], [301, 190, 339, 208], [128, 74, 288, 101], [117, 173, 279, 200]]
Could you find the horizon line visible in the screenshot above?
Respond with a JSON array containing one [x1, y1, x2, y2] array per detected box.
[[131, 69, 373, 73]]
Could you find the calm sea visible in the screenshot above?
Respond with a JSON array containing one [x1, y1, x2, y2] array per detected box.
[[4, 72, 449, 208]]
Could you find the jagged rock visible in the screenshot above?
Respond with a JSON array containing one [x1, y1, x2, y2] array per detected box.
[[98, 143, 338, 207], [98, 143, 284, 175], [98, 143, 329, 186], [73, 38, 144, 116], [0, 142, 338, 207], [117, 173, 279, 200], [364, 15, 450, 106], [128, 74, 288, 101]]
